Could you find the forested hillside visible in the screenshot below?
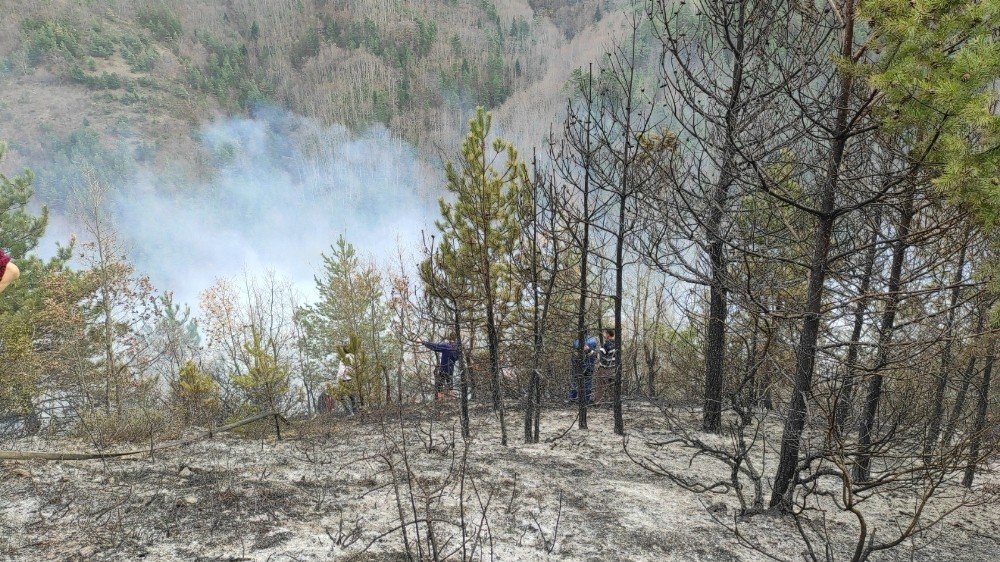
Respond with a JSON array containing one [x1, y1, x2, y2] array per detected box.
[[0, 0, 613, 176], [2, 0, 1000, 560]]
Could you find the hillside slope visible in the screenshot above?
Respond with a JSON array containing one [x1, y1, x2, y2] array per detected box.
[[0, 0, 619, 179], [2, 406, 997, 560]]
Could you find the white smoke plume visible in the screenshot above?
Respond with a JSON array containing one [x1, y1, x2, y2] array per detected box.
[[47, 108, 443, 305]]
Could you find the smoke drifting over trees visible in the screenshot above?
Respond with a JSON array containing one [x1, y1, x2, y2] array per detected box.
[[43, 107, 442, 304], [2, 1, 1000, 560]]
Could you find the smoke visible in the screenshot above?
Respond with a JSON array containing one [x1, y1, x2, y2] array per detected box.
[[43, 107, 443, 305]]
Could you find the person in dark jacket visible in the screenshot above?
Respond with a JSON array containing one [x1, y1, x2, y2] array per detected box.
[[568, 336, 598, 403], [422, 335, 459, 400], [596, 328, 618, 405]]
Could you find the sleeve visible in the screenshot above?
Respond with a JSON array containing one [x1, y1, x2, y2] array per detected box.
[[423, 341, 455, 353]]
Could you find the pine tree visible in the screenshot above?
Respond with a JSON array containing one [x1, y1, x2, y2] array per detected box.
[[862, 0, 1000, 226], [0, 141, 48, 257], [434, 106, 529, 446], [300, 235, 392, 408]]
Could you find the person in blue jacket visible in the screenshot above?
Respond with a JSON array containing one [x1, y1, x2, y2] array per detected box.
[[422, 334, 459, 400], [569, 336, 598, 404]]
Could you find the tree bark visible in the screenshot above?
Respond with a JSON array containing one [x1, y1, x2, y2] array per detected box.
[[576, 65, 594, 431], [834, 219, 880, 435], [700, 2, 747, 432], [963, 348, 994, 487], [853, 185, 915, 483], [770, 0, 856, 506], [924, 232, 970, 454]]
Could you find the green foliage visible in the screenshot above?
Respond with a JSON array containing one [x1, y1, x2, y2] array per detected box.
[[509, 17, 530, 41], [121, 34, 160, 72], [21, 18, 83, 65], [415, 19, 438, 57], [87, 30, 116, 58], [0, 142, 48, 257], [137, 4, 183, 42], [299, 235, 394, 409], [480, 0, 501, 30], [396, 75, 412, 110], [862, 0, 1000, 226], [68, 65, 127, 90], [483, 45, 510, 106], [231, 328, 290, 412], [441, 44, 511, 109], [35, 126, 133, 209], [1, 145, 83, 426], [372, 89, 393, 124], [174, 361, 220, 423], [428, 107, 529, 322], [290, 27, 321, 69], [344, 18, 382, 53], [186, 33, 271, 110]]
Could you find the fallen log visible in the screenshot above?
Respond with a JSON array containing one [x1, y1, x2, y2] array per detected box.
[[0, 411, 290, 461]]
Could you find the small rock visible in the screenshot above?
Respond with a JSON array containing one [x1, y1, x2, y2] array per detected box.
[[79, 545, 97, 558], [9, 468, 30, 478], [176, 495, 198, 507], [179, 467, 193, 478]]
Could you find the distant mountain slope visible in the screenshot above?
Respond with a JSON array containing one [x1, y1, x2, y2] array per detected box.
[[0, 0, 621, 179]]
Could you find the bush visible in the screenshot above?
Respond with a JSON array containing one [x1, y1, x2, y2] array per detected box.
[[87, 31, 116, 58], [290, 27, 321, 69], [137, 5, 182, 42], [121, 34, 160, 72], [173, 361, 221, 425], [186, 33, 272, 110], [22, 19, 83, 65], [76, 407, 170, 446]]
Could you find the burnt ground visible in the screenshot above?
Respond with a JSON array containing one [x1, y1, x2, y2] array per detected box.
[[1, 405, 998, 561]]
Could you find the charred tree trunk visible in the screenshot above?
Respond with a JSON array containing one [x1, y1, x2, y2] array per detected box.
[[454, 310, 470, 439], [484, 297, 507, 446], [834, 219, 881, 435], [613, 165, 628, 436], [700, 4, 747, 433], [853, 185, 915, 483], [770, 1, 856, 506], [963, 347, 995, 487], [576, 66, 595, 431], [924, 232, 970, 454], [943, 309, 987, 446]]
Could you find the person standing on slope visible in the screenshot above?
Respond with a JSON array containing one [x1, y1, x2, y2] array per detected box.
[[0, 249, 19, 294], [421, 335, 459, 400], [336, 346, 358, 415], [569, 336, 598, 404], [596, 328, 618, 406]]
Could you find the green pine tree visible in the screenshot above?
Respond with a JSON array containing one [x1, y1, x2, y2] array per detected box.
[[433, 106, 529, 445], [862, 0, 1000, 225]]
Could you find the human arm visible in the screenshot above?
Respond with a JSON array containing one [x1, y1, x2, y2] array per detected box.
[[422, 341, 457, 353]]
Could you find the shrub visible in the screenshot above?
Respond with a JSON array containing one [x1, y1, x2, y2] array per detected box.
[[22, 19, 83, 65], [137, 4, 182, 42], [290, 27, 321, 69], [121, 34, 160, 72], [76, 407, 170, 445], [173, 361, 221, 425], [186, 33, 272, 110], [87, 31, 116, 58]]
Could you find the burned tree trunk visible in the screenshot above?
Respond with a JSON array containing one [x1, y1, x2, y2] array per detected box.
[[925, 232, 970, 454], [853, 184, 915, 483]]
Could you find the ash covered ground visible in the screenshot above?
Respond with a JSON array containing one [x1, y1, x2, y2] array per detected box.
[[1, 405, 998, 561]]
